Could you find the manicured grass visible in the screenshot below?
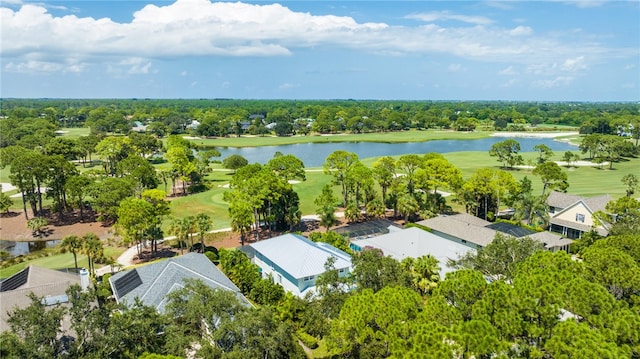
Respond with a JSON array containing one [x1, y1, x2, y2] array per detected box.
[[0, 246, 125, 279], [58, 127, 91, 138], [186, 129, 491, 148]]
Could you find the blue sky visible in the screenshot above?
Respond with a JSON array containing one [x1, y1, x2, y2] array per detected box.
[[1, 0, 638, 101]]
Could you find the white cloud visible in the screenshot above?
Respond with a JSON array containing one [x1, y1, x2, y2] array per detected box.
[[447, 64, 465, 72], [499, 66, 518, 75], [533, 76, 574, 88], [509, 26, 533, 36], [501, 78, 518, 87], [0, 0, 630, 75], [561, 56, 587, 72], [563, 0, 606, 8], [279, 83, 300, 90], [406, 11, 493, 25], [180, 70, 188, 76]]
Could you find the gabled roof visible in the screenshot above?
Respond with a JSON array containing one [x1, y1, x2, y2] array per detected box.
[[109, 253, 246, 312], [350, 227, 473, 277], [1, 266, 81, 332], [417, 214, 497, 247], [583, 194, 613, 213], [249, 234, 351, 279], [527, 231, 573, 250], [547, 191, 583, 209]]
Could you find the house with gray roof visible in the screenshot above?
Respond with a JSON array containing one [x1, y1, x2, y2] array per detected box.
[[241, 233, 352, 298], [1, 266, 89, 332], [108, 253, 247, 313], [349, 227, 474, 278], [546, 191, 612, 238], [417, 213, 572, 252]]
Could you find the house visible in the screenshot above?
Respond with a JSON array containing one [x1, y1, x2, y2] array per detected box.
[[108, 253, 248, 313], [417, 213, 573, 252], [0, 266, 89, 332], [349, 227, 474, 278], [241, 234, 352, 298], [546, 191, 612, 238]]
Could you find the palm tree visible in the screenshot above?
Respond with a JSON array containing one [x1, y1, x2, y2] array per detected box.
[[61, 235, 82, 271], [397, 194, 419, 223], [513, 193, 549, 227], [401, 255, 441, 295], [195, 213, 212, 252], [27, 217, 48, 239], [82, 233, 103, 276]]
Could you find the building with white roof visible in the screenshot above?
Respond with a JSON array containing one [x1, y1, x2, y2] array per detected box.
[[242, 234, 352, 298], [349, 227, 474, 278]]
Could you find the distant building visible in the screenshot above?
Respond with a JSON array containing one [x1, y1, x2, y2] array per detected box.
[[241, 234, 352, 298], [109, 253, 248, 313], [546, 191, 612, 238], [350, 227, 474, 278]]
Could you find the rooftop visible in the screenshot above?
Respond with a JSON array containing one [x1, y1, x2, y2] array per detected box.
[[109, 253, 246, 312], [248, 233, 352, 279]]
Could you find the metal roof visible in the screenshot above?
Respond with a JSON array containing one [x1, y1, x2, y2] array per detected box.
[[350, 227, 474, 277], [249, 233, 352, 279]]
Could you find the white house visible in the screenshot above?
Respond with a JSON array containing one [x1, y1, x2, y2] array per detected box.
[[547, 191, 612, 238], [242, 234, 352, 298], [349, 227, 474, 278]]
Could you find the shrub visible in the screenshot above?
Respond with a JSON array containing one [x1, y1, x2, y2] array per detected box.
[[296, 330, 318, 349]]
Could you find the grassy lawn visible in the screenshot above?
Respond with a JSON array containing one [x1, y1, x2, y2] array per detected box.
[[0, 246, 125, 279], [58, 127, 91, 138], [186, 129, 491, 148]]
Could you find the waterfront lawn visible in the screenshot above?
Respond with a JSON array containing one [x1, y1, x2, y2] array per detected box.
[[185, 129, 490, 148]]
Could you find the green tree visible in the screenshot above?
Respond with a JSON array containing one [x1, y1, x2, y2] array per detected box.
[[622, 173, 639, 197], [372, 156, 396, 204], [222, 154, 248, 172], [489, 139, 523, 169], [532, 161, 569, 195], [401, 255, 441, 295], [0, 185, 14, 213], [435, 269, 487, 321], [27, 217, 48, 239], [352, 248, 410, 292], [314, 184, 338, 231], [82, 233, 103, 276], [323, 150, 360, 207], [533, 143, 554, 164], [61, 235, 83, 271], [66, 174, 93, 220], [6, 293, 66, 359], [116, 197, 157, 254], [194, 213, 212, 252], [562, 150, 581, 167], [396, 154, 423, 194], [453, 233, 542, 282], [267, 153, 306, 182]]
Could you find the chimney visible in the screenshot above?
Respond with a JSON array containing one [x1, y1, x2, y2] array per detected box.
[[79, 268, 90, 292]]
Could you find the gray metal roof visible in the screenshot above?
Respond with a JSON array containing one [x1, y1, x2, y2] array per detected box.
[[109, 253, 246, 312], [350, 227, 474, 277], [249, 233, 352, 279]]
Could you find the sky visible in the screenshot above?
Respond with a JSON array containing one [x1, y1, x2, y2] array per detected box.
[[1, 0, 639, 101]]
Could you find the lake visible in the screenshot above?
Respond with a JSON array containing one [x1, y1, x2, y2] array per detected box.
[[212, 137, 577, 167]]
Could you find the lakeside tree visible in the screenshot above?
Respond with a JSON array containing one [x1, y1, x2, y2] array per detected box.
[[222, 154, 248, 172], [61, 235, 83, 271], [323, 150, 360, 207], [533, 143, 554, 164], [489, 139, 523, 169], [372, 156, 396, 204], [315, 184, 339, 231]]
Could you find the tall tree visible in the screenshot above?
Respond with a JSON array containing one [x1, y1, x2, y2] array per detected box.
[[489, 139, 523, 169], [323, 150, 360, 207], [61, 235, 83, 271], [314, 184, 339, 231], [372, 156, 396, 204], [533, 143, 554, 164], [532, 161, 569, 195]]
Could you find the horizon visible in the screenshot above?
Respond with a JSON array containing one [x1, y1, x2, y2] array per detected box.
[[2, 1, 639, 102]]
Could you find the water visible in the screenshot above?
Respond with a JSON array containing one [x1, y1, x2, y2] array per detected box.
[[0, 239, 61, 257], [212, 137, 576, 167]]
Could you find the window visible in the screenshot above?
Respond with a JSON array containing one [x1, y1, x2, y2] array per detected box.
[[575, 213, 585, 223], [303, 276, 314, 281], [338, 269, 345, 273]]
